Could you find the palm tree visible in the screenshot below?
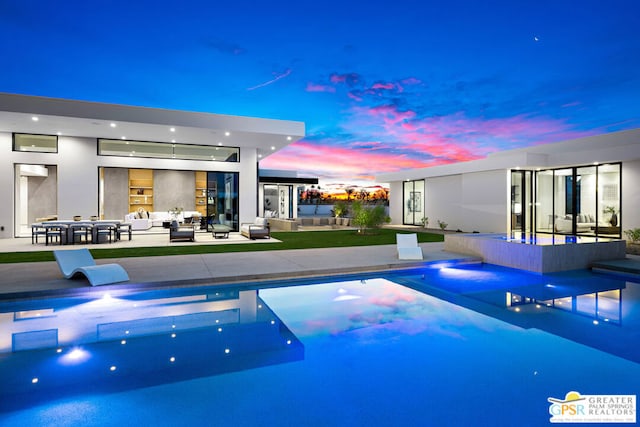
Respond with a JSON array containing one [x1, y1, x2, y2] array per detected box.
[[345, 187, 355, 201]]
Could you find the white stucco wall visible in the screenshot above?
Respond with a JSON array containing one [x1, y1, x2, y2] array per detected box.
[[239, 148, 258, 225], [58, 136, 99, 220], [423, 170, 507, 232], [0, 132, 258, 238], [623, 159, 640, 231], [387, 181, 403, 224], [386, 170, 508, 232], [0, 132, 14, 239]]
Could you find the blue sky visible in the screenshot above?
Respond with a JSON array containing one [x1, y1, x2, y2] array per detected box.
[[1, 0, 639, 183]]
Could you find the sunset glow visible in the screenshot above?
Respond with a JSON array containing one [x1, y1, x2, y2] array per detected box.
[[1, 1, 638, 184]]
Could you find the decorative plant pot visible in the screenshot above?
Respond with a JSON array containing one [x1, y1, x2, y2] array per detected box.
[[90, 216, 98, 221], [73, 216, 81, 221]]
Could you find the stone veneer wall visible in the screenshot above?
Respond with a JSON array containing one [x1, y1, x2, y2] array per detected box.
[[154, 170, 194, 212], [103, 167, 128, 220]]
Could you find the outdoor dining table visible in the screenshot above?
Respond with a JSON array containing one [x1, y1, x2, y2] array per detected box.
[[37, 220, 126, 244]]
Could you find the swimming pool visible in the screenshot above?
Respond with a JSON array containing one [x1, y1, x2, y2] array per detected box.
[[1, 263, 638, 426]]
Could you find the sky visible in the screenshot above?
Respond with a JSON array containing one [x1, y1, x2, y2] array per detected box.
[[1, 0, 639, 184]]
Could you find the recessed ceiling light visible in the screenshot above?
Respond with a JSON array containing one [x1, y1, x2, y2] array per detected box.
[[217, 142, 222, 146], [56, 132, 62, 136], [225, 131, 230, 136], [270, 146, 275, 150], [171, 139, 176, 143], [258, 154, 263, 158], [287, 136, 292, 141], [121, 136, 126, 140], [31, 116, 39, 122], [170, 127, 175, 132], [110, 123, 117, 128]]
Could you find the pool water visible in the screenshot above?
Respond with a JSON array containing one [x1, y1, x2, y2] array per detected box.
[[0, 264, 638, 426]]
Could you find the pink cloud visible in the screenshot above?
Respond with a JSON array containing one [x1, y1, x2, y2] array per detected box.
[[347, 91, 363, 102], [371, 82, 395, 90], [330, 73, 347, 84], [366, 105, 417, 126], [306, 82, 336, 93], [349, 104, 594, 164], [401, 77, 422, 85], [260, 140, 431, 180]]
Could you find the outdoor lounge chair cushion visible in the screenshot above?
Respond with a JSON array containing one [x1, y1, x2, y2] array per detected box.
[[396, 233, 423, 260], [169, 220, 195, 242], [53, 248, 129, 286], [240, 217, 270, 239]]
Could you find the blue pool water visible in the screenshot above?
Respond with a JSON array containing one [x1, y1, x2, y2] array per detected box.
[[0, 263, 638, 426]]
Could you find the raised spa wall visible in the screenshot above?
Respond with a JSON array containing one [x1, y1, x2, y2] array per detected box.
[[444, 233, 627, 273]]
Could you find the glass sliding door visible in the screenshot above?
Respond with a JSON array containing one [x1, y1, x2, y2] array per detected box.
[[535, 163, 621, 237], [596, 163, 621, 237], [262, 184, 293, 219], [510, 170, 533, 233], [535, 170, 553, 232], [553, 168, 573, 234], [208, 172, 239, 231], [263, 185, 278, 217], [576, 166, 596, 236], [403, 180, 424, 225]]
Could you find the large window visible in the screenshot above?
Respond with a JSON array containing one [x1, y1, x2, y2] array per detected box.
[[98, 139, 239, 162], [403, 180, 424, 225], [208, 172, 239, 231], [534, 163, 621, 237], [510, 170, 533, 232], [263, 184, 293, 219], [13, 133, 58, 153]]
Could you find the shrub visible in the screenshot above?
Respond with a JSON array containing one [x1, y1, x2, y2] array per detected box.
[[332, 201, 348, 218], [420, 217, 429, 228], [351, 201, 389, 234], [624, 228, 640, 244], [437, 220, 448, 231]]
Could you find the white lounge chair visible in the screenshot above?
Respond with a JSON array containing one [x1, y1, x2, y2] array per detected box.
[[396, 233, 423, 260], [53, 248, 129, 286]]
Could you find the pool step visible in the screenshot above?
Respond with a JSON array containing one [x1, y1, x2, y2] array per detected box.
[[591, 257, 640, 280]]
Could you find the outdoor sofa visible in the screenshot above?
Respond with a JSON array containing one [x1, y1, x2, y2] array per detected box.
[[241, 217, 270, 239]]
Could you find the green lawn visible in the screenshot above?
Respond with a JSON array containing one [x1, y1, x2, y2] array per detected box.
[[1, 229, 443, 263]]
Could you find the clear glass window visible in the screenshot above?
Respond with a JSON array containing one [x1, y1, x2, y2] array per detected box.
[[98, 139, 239, 162], [13, 134, 58, 153]]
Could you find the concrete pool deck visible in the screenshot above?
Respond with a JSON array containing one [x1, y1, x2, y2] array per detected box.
[[1, 230, 638, 302], [0, 234, 480, 301]]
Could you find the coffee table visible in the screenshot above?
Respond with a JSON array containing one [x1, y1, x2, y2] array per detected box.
[[211, 224, 231, 239]]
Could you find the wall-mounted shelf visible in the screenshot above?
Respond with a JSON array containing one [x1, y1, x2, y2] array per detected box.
[[129, 169, 154, 213], [195, 171, 207, 216]]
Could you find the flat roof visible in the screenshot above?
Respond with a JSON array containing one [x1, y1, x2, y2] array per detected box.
[[0, 92, 305, 158], [377, 127, 640, 181]]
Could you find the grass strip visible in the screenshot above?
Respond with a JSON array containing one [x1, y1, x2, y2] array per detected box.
[[0, 229, 444, 263]]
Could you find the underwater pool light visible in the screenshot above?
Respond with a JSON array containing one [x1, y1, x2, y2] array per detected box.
[[59, 347, 90, 365]]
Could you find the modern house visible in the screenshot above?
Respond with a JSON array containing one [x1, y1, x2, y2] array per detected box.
[[0, 93, 305, 239], [377, 128, 640, 238], [258, 169, 318, 219]]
